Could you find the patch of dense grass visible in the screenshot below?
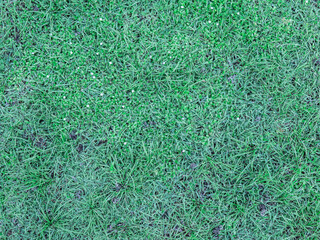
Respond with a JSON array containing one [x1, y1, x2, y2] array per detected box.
[[1, 0, 320, 239]]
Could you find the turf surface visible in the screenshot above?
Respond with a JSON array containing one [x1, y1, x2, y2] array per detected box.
[[1, 0, 320, 239]]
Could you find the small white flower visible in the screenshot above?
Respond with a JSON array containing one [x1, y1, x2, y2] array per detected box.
[[122, 105, 125, 108], [96, 52, 99, 55], [211, 7, 213, 9], [47, 75, 49, 78], [306, 0, 308, 2], [32, 52, 34, 55], [77, 67, 79, 69], [216, 23, 219, 26], [109, 62, 112, 65], [132, 90, 135, 93], [170, 56, 172, 59], [86, 104, 89, 108], [124, 142, 127, 145], [100, 93, 104, 96], [181, 6, 184, 8], [63, 118, 66, 121], [50, 33, 52, 36], [149, 56, 152, 58], [70, 51, 73, 54], [99, 18, 102, 21], [70, 42, 72, 44], [93, 76, 96, 79], [163, 62, 165, 64], [208, 20, 211, 23], [100, 42, 103, 45], [182, 150, 186, 153], [237, 12, 240, 15], [63, 96, 66, 99], [237, 117, 240, 120]]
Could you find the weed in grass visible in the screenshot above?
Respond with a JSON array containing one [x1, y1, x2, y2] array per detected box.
[[1, 0, 320, 239]]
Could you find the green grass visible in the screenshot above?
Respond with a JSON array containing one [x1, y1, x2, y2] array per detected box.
[[1, 0, 320, 239]]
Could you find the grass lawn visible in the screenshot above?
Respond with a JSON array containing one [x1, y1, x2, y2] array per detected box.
[[1, 0, 320, 239]]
